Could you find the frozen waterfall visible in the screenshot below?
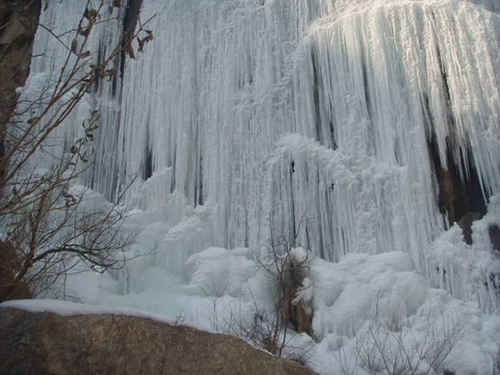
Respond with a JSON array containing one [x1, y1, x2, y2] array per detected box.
[[30, 0, 500, 311], [17, 0, 500, 373]]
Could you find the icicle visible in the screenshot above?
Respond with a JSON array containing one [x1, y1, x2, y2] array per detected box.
[[30, 0, 500, 291]]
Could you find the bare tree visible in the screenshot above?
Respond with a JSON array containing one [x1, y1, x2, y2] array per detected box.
[[0, 0, 154, 301]]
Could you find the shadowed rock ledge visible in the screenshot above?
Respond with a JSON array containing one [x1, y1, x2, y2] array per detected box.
[[0, 0, 41, 197], [0, 307, 317, 375]]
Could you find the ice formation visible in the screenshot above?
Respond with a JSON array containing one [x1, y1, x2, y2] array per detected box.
[[20, 0, 500, 373]]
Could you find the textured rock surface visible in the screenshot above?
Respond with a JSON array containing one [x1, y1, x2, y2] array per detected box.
[[0, 0, 40, 131], [0, 0, 41, 196], [0, 0, 40, 302], [0, 242, 32, 302], [0, 307, 317, 375]]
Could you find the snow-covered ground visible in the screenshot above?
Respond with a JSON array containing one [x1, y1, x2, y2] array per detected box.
[[4, 231, 500, 374], [12, 191, 491, 375]]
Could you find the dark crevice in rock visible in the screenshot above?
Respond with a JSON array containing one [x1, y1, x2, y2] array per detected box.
[[170, 145, 176, 194], [426, 131, 487, 244], [119, 0, 143, 80], [489, 225, 500, 254], [435, 43, 458, 140], [142, 115, 153, 180], [311, 47, 338, 151], [421, 42, 488, 244], [486, 225, 500, 295], [196, 154, 204, 206], [328, 119, 337, 150], [361, 56, 372, 121], [310, 47, 322, 144], [315, 170, 325, 260], [289, 160, 297, 248], [143, 147, 153, 180], [327, 101, 338, 150], [95, 41, 103, 93]]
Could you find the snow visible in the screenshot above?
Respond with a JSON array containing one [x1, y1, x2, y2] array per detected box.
[[0, 298, 204, 330], [6, 247, 500, 374], [186, 247, 256, 297], [310, 251, 428, 338], [9, 0, 500, 374]]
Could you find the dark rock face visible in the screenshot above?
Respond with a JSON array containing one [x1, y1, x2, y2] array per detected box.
[[489, 225, 500, 254], [458, 212, 483, 246], [0, 308, 317, 375], [0, 0, 41, 194], [116, 0, 143, 92], [0, 242, 32, 302], [0, 0, 41, 123], [0, 1, 39, 299], [427, 136, 487, 244], [0, 0, 40, 89]]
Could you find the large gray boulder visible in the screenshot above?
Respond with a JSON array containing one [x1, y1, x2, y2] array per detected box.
[[0, 307, 317, 375]]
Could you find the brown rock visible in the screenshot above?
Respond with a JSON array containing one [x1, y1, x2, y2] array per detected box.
[[489, 224, 500, 253], [458, 212, 482, 246], [281, 256, 314, 337], [426, 137, 486, 244], [0, 0, 41, 197], [0, 307, 317, 375], [0, 241, 32, 302]]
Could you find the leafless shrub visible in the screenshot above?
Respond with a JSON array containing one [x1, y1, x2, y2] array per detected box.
[[355, 316, 462, 375], [337, 297, 464, 375], [206, 236, 313, 363], [0, 0, 155, 301]]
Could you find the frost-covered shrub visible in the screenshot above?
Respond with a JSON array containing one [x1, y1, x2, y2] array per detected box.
[[334, 310, 464, 375], [355, 316, 463, 375], [199, 243, 316, 358]]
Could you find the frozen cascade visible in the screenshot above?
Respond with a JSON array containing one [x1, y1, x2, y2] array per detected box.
[[28, 0, 142, 197], [14, 1, 500, 372], [30, 0, 499, 312], [118, 0, 499, 297]]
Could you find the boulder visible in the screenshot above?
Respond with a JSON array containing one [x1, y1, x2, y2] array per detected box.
[[0, 307, 317, 375]]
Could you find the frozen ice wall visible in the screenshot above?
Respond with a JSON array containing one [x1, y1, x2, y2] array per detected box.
[[27, 0, 142, 194], [114, 0, 499, 260], [32, 0, 500, 303], [267, 0, 500, 277]]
